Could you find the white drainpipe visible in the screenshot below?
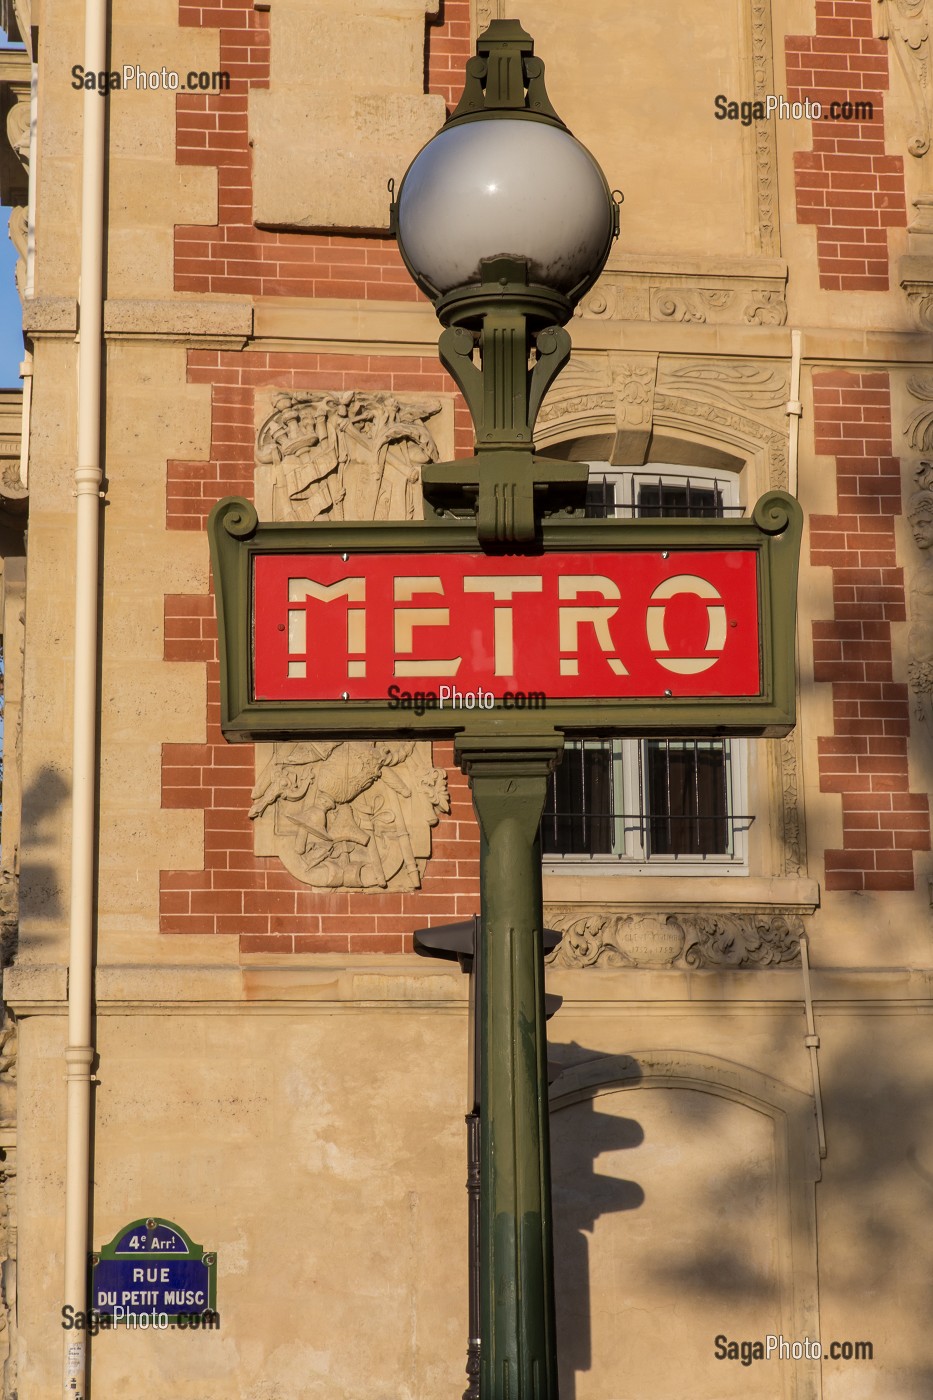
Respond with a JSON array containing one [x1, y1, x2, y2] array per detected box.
[[63, 0, 107, 1393], [786, 328, 803, 497]]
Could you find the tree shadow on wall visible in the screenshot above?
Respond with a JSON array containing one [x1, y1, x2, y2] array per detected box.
[[571, 1027, 933, 1400], [7, 763, 69, 961], [549, 1048, 644, 1400]]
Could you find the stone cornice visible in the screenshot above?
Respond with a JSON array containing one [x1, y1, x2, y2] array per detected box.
[[5, 960, 933, 1016], [22, 298, 254, 346]]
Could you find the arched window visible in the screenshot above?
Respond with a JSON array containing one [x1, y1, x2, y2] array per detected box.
[[542, 463, 750, 871]]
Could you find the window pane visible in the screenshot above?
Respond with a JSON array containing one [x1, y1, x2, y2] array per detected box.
[[541, 743, 614, 855], [644, 740, 729, 856], [542, 468, 745, 863], [636, 480, 722, 519], [584, 478, 614, 518]]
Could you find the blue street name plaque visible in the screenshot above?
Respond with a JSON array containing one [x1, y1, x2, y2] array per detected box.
[[91, 1217, 217, 1321]]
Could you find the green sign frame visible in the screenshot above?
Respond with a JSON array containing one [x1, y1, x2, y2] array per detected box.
[[208, 490, 802, 742]]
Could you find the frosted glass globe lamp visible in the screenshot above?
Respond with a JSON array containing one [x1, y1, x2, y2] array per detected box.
[[390, 19, 620, 543]]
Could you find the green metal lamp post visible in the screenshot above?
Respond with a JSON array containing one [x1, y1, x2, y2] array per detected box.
[[393, 22, 620, 1399], [207, 23, 801, 1400]]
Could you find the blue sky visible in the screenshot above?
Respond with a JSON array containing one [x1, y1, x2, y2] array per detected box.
[[0, 212, 23, 388], [1, 29, 26, 387]]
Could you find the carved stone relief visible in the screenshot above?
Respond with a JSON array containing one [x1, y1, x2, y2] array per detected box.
[[905, 374, 933, 450], [877, 1, 932, 162], [652, 392, 789, 491], [546, 910, 803, 969], [775, 734, 806, 876], [251, 389, 451, 891], [649, 286, 787, 326], [607, 353, 658, 465], [0, 0, 30, 51], [574, 276, 788, 326], [473, 0, 502, 40], [750, 0, 780, 255], [905, 461, 933, 733], [0, 1020, 16, 1400], [879, 0, 933, 324], [7, 206, 25, 303], [1, 69, 30, 305], [609, 358, 656, 432], [256, 390, 441, 523], [251, 740, 449, 890], [657, 362, 788, 415], [901, 272, 933, 326], [4, 96, 27, 174], [535, 356, 614, 437]]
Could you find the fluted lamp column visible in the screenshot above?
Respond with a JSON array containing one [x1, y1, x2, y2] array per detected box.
[[392, 21, 620, 1400]]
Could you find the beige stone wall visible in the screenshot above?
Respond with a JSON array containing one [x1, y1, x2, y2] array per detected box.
[[9, 961, 933, 1396], [6, 0, 933, 1396], [12, 966, 469, 1399]]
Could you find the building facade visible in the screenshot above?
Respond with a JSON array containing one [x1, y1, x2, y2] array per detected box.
[[1, 0, 933, 1395]]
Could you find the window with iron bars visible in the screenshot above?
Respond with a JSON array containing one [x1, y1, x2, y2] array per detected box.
[[541, 467, 752, 868]]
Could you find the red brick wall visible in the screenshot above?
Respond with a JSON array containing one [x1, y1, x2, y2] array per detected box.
[[810, 371, 930, 890], [787, 0, 907, 291], [166, 350, 474, 531], [161, 350, 478, 953], [175, 0, 471, 299], [166, 0, 479, 953]]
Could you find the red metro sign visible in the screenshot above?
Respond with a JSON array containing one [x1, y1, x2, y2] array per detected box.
[[209, 494, 802, 739], [253, 550, 761, 702]]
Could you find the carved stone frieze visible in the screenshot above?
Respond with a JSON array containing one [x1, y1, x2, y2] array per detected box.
[[536, 392, 615, 428], [0, 0, 30, 52], [536, 356, 614, 430], [657, 362, 789, 415], [7, 205, 26, 303], [751, 0, 780, 255], [474, 1, 501, 40], [906, 375, 933, 451], [4, 97, 27, 175], [573, 269, 787, 326], [256, 390, 440, 523], [902, 281, 933, 326], [652, 288, 734, 323], [877, 0, 932, 159], [606, 353, 658, 465], [774, 734, 805, 876], [0, 1025, 15, 1130], [652, 393, 789, 490], [574, 279, 787, 326], [0, 875, 17, 975], [250, 740, 449, 891], [545, 910, 803, 969], [0, 1138, 14, 1400], [0, 59, 29, 203], [610, 359, 655, 431], [905, 461, 933, 732], [1, 52, 30, 304], [650, 286, 788, 326], [0, 1019, 17, 1398], [0, 391, 26, 533]]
